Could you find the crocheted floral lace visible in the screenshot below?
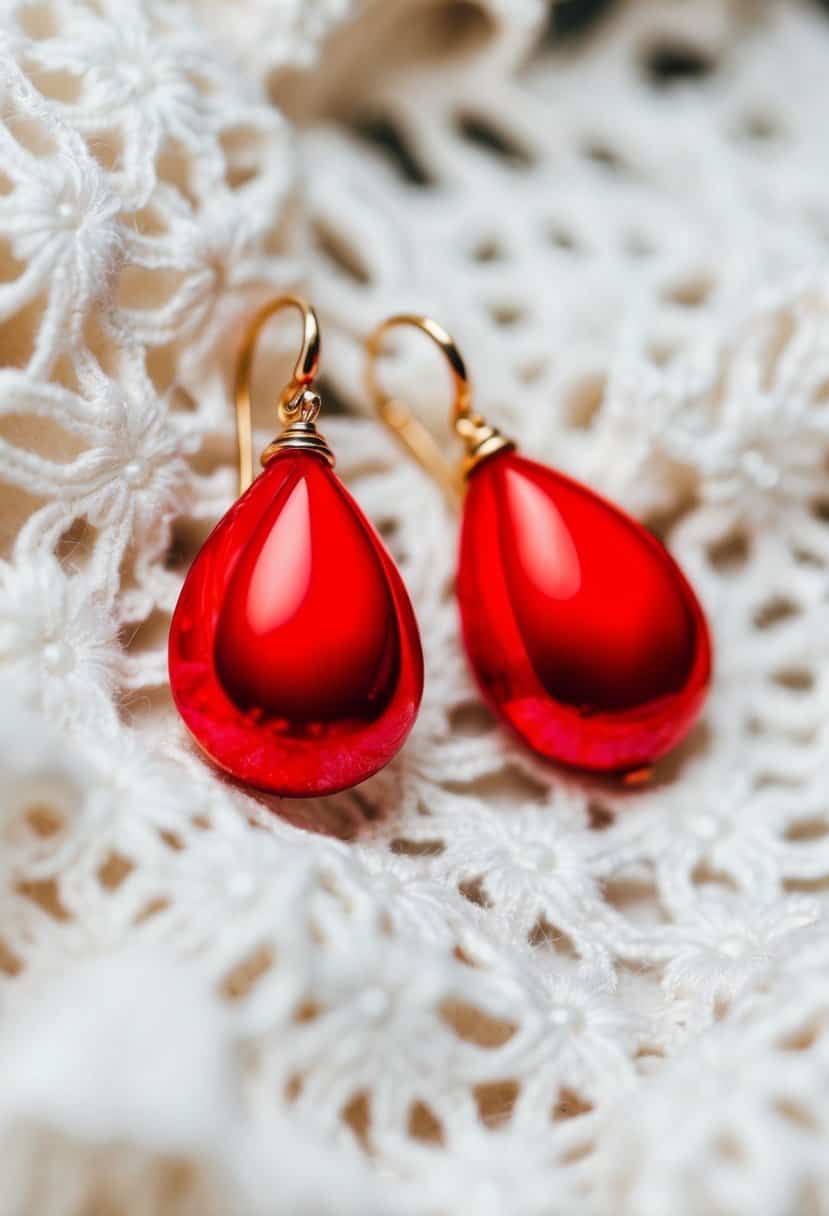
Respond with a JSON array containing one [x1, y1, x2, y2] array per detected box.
[[0, 1, 828, 1212]]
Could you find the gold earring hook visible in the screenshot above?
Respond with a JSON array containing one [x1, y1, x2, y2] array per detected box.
[[365, 314, 513, 505], [234, 295, 324, 495]]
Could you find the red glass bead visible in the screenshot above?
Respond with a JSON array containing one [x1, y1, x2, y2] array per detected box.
[[457, 451, 711, 772], [169, 451, 423, 796]]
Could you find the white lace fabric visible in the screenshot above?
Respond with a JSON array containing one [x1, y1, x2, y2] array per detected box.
[[0, 0, 828, 1212]]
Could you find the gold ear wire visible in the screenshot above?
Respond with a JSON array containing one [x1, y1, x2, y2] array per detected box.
[[234, 296, 325, 495], [364, 314, 513, 505]]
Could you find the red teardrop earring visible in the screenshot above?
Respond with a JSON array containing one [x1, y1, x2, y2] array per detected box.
[[365, 315, 711, 775], [169, 297, 423, 796]]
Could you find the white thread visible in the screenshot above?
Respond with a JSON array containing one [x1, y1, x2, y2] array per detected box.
[[0, 0, 827, 1212]]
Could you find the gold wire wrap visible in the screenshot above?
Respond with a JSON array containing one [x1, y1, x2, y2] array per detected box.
[[233, 295, 332, 495], [364, 314, 514, 504]]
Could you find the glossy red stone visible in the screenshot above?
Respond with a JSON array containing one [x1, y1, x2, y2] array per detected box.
[[457, 451, 711, 772], [169, 451, 423, 796]]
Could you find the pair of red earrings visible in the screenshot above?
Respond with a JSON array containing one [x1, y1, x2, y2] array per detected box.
[[169, 297, 711, 798]]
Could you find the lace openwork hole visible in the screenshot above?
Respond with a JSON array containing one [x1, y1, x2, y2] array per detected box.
[[24, 63, 82, 104], [408, 1100, 444, 1144], [439, 1000, 516, 1048], [784, 817, 829, 843], [753, 596, 799, 630], [342, 1092, 372, 1153], [98, 852, 134, 890], [553, 1087, 593, 1121], [16, 3, 58, 38], [528, 917, 578, 958], [220, 945, 275, 1000], [350, 115, 433, 187], [544, 0, 616, 41], [312, 219, 371, 285], [707, 528, 751, 573], [563, 373, 605, 429], [642, 41, 717, 89], [24, 802, 65, 838], [664, 274, 714, 309], [474, 1079, 520, 1129], [455, 112, 533, 168]]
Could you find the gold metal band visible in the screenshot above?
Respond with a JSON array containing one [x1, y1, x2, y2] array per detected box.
[[260, 417, 335, 467]]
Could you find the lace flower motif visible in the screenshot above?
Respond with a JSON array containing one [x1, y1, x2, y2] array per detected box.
[[260, 920, 520, 1151], [629, 773, 785, 908], [664, 282, 829, 524], [0, 556, 118, 728], [26, 0, 223, 207], [0, 132, 122, 370], [430, 800, 606, 939], [516, 967, 641, 1104], [660, 896, 818, 1017]]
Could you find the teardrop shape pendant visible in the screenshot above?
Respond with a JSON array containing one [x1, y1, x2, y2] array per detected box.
[[366, 313, 712, 776], [170, 297, 423, 798], [457, 450, 711, 772], [169, 450, 423, 795]]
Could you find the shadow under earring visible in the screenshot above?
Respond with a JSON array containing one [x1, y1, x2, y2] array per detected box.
[[169, 297, 423, 797], [365, 315, 711, 775]]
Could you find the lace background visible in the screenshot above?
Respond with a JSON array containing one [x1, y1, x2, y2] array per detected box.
[[1, 0, 829, 1212]]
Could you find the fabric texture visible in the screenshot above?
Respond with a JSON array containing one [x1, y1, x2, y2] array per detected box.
[[0, 0, 828, 1212]]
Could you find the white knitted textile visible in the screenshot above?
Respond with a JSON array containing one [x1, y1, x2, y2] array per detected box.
[[1, 0, 828, 1212]]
